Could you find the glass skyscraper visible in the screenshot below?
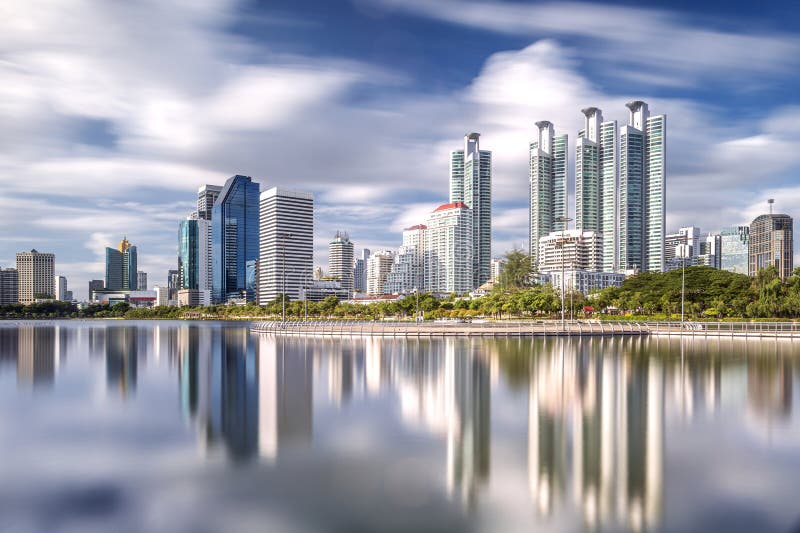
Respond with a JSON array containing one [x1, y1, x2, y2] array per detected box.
[[720, 226, 749, 274], [105, 237, 137, 291], [179, 216, 209, 291], [212, 175, 260, 303]]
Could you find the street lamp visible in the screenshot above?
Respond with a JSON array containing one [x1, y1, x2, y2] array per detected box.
[[554, 216, 573, 331], [278, 232, 293, 324], [680, 254, 686, 328]]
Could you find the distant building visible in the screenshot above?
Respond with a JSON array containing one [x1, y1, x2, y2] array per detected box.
[[258, 187, 314, 303], [167, 269, 179, 301], [664, 227, 700, 271], [721, 226, 750, 274], [54, 276, 68, 301], [137, 271, 147, 291], [541, 270, 625, 295], [90, 290, 157, 308], [153, 286, 169, 307], [385, 225, 426, 294], [699, 233, 721, 269], [177, 288, 210, 307], [302, 280, 350, 302], [64, 290, 73, 302], [367, 250, 395, 296], [16, 249, 55, 304], [212, 175, 260, 303], [749, 213, 793, 279], [353, 248, 371, 293], [88, 279, 104, 299], [329, 231, 354, 297], [105, 237, 137, 291], [490, 258, 506, 283], [425, 202, 472, 294], [529, 121, 568, 270], [0, 268, 18, 305], [537, 230, 602, 274], [197, 184, 223, 221], [179, 214, 210, 295]]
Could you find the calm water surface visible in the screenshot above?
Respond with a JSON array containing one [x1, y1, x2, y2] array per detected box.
[[1, 321, 799, 533]]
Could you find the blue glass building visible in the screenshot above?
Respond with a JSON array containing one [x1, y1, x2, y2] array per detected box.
[[211, 175, 260, 303], [105, 237, 138, 290]]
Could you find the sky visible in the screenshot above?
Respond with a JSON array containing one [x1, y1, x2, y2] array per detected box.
[[3, 0, 800, 299]]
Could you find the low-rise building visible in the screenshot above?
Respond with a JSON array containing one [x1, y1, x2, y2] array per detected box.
[[177, 289, 211, 307], [537, 230, 602, 274], [541, 270, 626, 295]]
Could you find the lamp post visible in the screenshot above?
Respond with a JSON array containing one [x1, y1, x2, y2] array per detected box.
[[554, 216, 573, 331], [278, 232, 293, 324], [681, 254, 686, 329]]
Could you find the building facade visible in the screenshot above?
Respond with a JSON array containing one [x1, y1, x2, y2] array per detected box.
[[721, 226, 749, 274], [16, 250, 55, 304], [425, 202, 472, 294], [137, 271, 147, 291], [177, 288, 211, 307], [537, 230, 603, 274], [179, 215, 210, 294], [749, 214, 793, 279], [542, 270, 626, 295], [105, 238, 138, 291], [450, 133, 491, 288], [329, 231, 354, 297], [530, 121, 568, 270], [258, 187, 314, 303], [54, 276, 68, 301], [211, 175, 260, 303], [366, 250, 394, 296], [197, 184, 223, 221], [0, 268, 19, 305], [353, 248, 371, 294], [88, 279, 104, 299]]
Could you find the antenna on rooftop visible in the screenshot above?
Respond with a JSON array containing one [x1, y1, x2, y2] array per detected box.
[[768, 198, 775, 215]]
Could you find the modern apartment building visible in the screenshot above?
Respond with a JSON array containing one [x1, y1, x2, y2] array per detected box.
[[619, 101, 666, 272], [424, 202, 472, 294], [258, 187, 314, 303], [450, 133, 491, 288], [0, 268, 19, 305], [329, 231, 354, 297], [749, 213, 793, 279], [105, 237, 138, 291], [720, 226, 749, 274], [529, 121, 568, 269], [575, 107, 618, 272], [367, 250, 395, 296], [179, 214, 210, 295], [537, 230, 603, 274], [384, 224, 427, 294], [211, 175, 259, 303], [16, 250, 55, 304], [353, 248, 371, 294]]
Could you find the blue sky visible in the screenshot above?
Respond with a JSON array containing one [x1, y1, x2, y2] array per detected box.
[[3, 0, 800, 299]]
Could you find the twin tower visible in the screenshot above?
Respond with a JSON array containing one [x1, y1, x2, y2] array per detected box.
[[530, 101, 667, 274]]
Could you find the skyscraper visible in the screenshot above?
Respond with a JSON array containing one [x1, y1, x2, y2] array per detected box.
[[619, 101, 666, 272], [721, 226, 749, 274], [451, 133, 491, 288], [212, 175, 260, 303], [258, 187, 314, 303], [328, 231, 354, 297], [530, 121, 568, 270], [749, 213, 793, 279], [0, 268, 19, 305], [105, 237, 138, 291], [367, 250, 395, 296], [197, 184, 223, 221], [575, 107, 618, 272], [353, 248, 371, 294], [16, 249, 55, 304], [179, 214, 210, 292], [137, 271, 147, 291], [54, 276, 68, 301], [384, 224, 426, 294], [425, 202, 472, 294]]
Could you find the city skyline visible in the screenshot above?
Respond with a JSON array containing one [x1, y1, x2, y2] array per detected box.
[[3, 1, 800, 298]]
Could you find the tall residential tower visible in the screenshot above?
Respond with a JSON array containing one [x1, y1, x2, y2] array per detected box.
[[529, 121, 568, 270]]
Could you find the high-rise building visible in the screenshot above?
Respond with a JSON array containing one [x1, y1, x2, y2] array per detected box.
[[197, 184, 223, 221], [450, 133, 491, 288], [178, 214, 210, 294], [537, 230, 603, 274], [367, 250, 395, 296], [54, 276, 68, 301], [575, 108, 618, 272], [384, 225, 426, 294], [258, 187, 314, 303], [88, 279, 104, 299], [211, 175, 260, 303], [105, 237, 138, 291], [490, 258, 506, 283], [530, 121, 568, 270], [619, 101, 666, 272], [749, 213, 793, 279], [425, 202, 472, 294], [328, 231, 354, 297], [699, 233, 722, 269], [137, 271, 147, 291], [353, 249, 371, 294], [0, 268, 19, 305], [16, 249, 55, 304], [721, 226, 749, 274], [664, 226, 700, 271], [167, 269, 179, 301]]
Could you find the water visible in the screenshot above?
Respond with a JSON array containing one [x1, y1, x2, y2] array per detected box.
[[1, 321, 799, 533]]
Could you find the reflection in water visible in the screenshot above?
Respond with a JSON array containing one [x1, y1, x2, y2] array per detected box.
[[2, 324, 800, 532]]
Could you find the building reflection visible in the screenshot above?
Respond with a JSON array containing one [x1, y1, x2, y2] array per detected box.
[[17, 326, 56, 387], [106, 326, 138, 398]]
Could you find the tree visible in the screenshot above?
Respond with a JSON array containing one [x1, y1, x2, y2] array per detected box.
[[497, 248, 533, 290]]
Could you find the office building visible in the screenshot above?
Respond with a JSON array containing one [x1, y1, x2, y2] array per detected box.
[[619, 101, 666, 272], [64, 290, 73, 302], [0, 268, 18, 305], [328, 231, 354, 297], [54, 276, 68, 301], [749, 213, 793, 279], [153, 286, 170, 307], [258, 187, 314, 303], [212, 175, 260, 303], [537, 230, 602, 274], [490, 258, 506, 283], [385, 225, 427, 294], [367, 250, 395, 296], [88, 279, 104, 299], [353, 248, 371, 294], [16, 249, 55, 304], [721, 226, 750, 274], [197, 184, 223, 221], [137, 271, 147, 291], [167, 269, 179, 301], [425, 202, 472, 294], [302, 280, 351, 302], [575, 107, 618, 271], [541, 270, 625, 295], [105, 237, 138, 291], [451, 133, 492, 288], [177, 288, 211, 307], [699, 233, 722, 269], [664, 227, 700, 271], [530, 121, 568, 269], [179, 214, 210, 294]]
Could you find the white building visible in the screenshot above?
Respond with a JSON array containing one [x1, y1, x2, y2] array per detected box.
[[258, 188, 314, 304], [328, 231, 354, 297], [353, 248, 371, 294], [541, 270, 626, 295], [16, 250, 55, 304], [177, 288, 211, 307], [425, 202, 472, 294], [385, 225, 427, 294], [530, 121, 568, 270], [367, 250, 394, 296], [54, 275, 68, 301], [490, 258, 506, 283], [153, 286, 169, 307], [537, 230, 602, 274]]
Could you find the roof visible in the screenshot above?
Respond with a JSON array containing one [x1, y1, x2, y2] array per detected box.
[[405, 224, 427, 231], [433, 201, 467, 212]]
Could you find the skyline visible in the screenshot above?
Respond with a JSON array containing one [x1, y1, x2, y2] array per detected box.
[[3, 0, 800, 299]]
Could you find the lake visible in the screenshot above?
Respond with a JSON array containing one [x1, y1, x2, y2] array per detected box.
[[1, 321, 799, 532]]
